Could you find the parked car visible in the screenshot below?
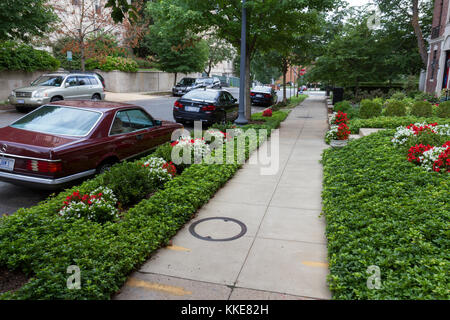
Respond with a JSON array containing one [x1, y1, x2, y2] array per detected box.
[[8, 71, 106, 112], [173, 89, 238, 125], [172, 77, 197, 96], [0, 100, 182, 190], [192, 77, 222, 90], [250, 86, 278, 106]]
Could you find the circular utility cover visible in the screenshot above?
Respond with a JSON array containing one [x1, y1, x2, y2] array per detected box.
[[189, 217, 247, 242]]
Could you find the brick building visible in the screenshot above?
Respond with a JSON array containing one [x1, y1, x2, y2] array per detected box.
[[425, 0, 450, 95]]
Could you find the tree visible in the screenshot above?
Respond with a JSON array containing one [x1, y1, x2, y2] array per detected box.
[[141, 0, 334, 119], [0, 0, 56, 41], [203, 33, 234, 77], [52, 0, 127, 71], [374, 0, 433, 67], [143, 1, 209, 85]]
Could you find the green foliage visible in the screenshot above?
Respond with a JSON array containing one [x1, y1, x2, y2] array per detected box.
[[384, 99, 407, 117], [0, 0, 56, 41], [348, 116, 450, 134], [411, 101, 433, 117], [390, 91, 406, 100], [0, 109, 289, 299], [437, 101, 450, 118], [0, 41, 60, 72], [322, 131, 449, 299], [85, 56, 138, 72], [359, 99, 382, 119], [334, 101, 352, 113], [414, 92, 439, 104], [100, 162, 157, 207]]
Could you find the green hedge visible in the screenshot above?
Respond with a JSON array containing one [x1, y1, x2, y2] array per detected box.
[[349, 116, 450, 134], [322, 131, 449, 299], [85, 56, 138, 73], [0, 110, 289, 299], [0, 41, 60, 72]]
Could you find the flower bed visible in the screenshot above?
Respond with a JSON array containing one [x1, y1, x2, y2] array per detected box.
[[349, 116, 450, 134], [325, 111, 350, 145], [391, 123, 450, 173], [322, 130, 449, 299], [0, 110, 289, 299]]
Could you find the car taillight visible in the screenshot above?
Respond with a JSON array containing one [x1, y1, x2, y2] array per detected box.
[[174, 101, 184, 109], [250, 92, 256, 96], [201, 105, 216, 111], [26, 160, 62, 173], [264, 94, 272, 99]]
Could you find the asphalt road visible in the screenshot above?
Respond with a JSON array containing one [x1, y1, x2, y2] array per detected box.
[[0, 87, 300, 216]]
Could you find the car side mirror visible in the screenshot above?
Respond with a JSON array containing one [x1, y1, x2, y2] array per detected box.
[[65, 83, 70, 88], [155, 120, 162, 126]]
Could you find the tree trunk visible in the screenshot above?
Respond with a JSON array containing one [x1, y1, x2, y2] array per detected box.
[[411, 0, 428, 67], [174, 72, 178, 86], [245, 52, 251, 120], [80, 39, 85, 71]]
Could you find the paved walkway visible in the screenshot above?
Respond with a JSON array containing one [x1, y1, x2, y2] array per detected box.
[[114, 94, 331, 300]]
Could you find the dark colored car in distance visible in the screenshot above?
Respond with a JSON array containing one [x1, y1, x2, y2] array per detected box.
[[193, 77, 222, 90], [0, 101, 182, 190], [173, 89, 238, 125], [250, 86, 278, 106], [172, 77, 197, 96]]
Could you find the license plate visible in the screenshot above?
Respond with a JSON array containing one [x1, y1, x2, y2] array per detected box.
[[185, 106, 200, 112], [256, 94, 263, 98], [17, 99, 25, 104], [0, 157, 15, 171]]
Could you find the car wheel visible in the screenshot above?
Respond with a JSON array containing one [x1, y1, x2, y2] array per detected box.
[[92, 94, 101, 101], [96, 161, 116, 174], [50, 96, 63, 102]]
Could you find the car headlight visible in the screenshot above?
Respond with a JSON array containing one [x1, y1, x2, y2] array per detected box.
[[10, 91, 15, 97], [33, 91, 48, 98]]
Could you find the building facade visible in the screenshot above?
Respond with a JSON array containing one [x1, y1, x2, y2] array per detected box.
[[425, 0, 450, 95]]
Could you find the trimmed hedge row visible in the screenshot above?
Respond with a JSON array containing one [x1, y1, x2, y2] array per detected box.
[[0, 110, 290, 299], [349, 116, 450, 134], [322, 131, 449, 299]]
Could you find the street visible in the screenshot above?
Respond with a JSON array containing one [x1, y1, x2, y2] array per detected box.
[[0, 87, 300, 216]]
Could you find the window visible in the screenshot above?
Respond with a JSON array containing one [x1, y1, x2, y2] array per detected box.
[[10, 106, 101, 137], [431, 50, 438, 80], [183, 90, 219, 101], [110, 109, 154, 135], [31, 76, 63, 87], [78, 76, 90, 86], [88, 76, 99, 85], [66, 76, 78, 87]]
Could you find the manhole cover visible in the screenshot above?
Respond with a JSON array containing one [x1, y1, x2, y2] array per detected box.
[[189, 217, 247, 242]]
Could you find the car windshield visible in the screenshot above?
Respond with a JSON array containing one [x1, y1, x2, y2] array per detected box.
[[196, 78, 213, 85], [179, 78, 195, 85], [31, 75, 64, 87], [11, 105, 102, 136], [183, 90, 219, 101]]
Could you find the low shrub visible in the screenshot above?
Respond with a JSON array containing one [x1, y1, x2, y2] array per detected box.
[[0, 41, 60, 72], [334, 101, 352, 113], [390, 91, 406, 100], [359, 99, 382, 119], [411, 101, 433, 117], [384, 99, 407, 117], [322, 131, 449, 299], [437, 101, 450, 118], [86, 56, 138, 72]]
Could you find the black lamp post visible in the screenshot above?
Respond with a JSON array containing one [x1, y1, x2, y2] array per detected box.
[[235, 0, 248, 125]]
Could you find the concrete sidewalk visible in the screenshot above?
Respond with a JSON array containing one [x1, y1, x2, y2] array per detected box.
[[114, 94, 331, 300]]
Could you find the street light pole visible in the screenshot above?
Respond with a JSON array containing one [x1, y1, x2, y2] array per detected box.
[[235, 0, 248, 125]]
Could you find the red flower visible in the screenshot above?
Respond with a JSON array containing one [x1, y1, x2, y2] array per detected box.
[[262, 109, 273, 117]]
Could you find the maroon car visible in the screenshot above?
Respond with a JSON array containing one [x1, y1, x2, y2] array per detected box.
[[0, 100, 182, 189]]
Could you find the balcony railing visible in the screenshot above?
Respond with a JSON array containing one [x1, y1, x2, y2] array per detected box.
[[431, 26, 441, 39]]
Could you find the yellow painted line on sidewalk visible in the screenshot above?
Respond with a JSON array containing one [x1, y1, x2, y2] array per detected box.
[[166, 244, 191, 252], [126, 277, 192, 296], [302, 261, 329, 268]]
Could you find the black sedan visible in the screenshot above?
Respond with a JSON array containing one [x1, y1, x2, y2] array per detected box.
[[173, 89, 238, 125], [250, 86, 278, 106]]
